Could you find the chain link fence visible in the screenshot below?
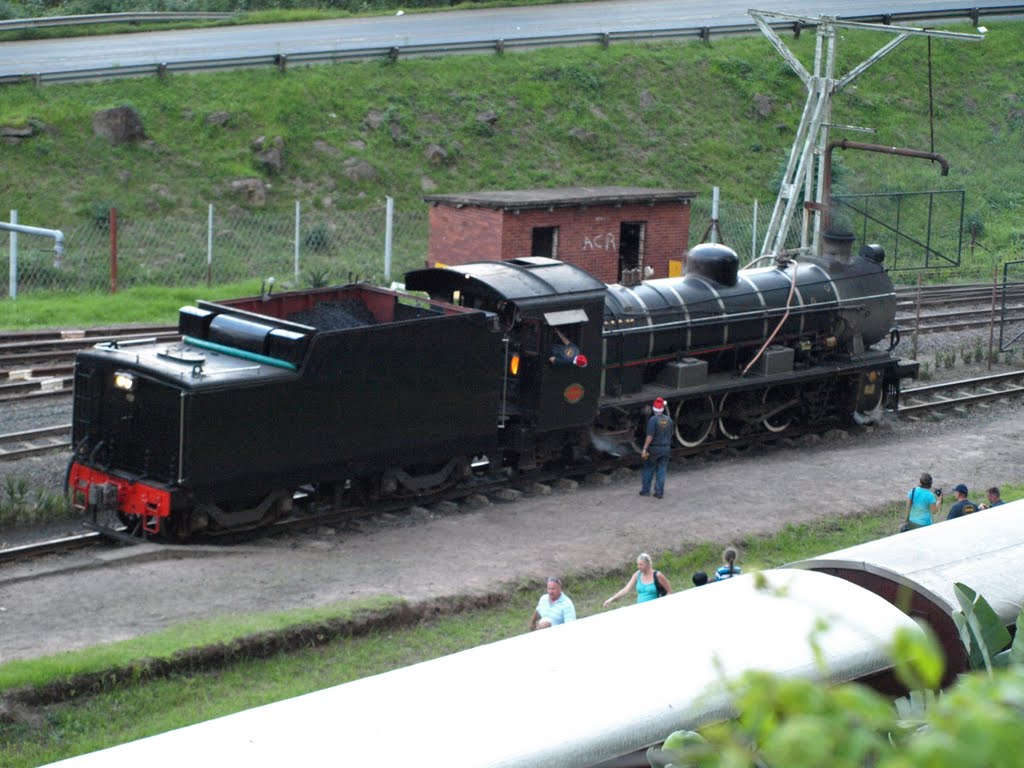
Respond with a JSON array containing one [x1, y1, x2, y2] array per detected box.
[[2, 201, 430, 298], [688, 196, 784, 264], [4, 191, 978, 300]]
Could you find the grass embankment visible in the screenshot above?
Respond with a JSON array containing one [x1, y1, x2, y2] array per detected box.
[[1, 495, 1020, 767], [2, 19, 1022, 308], [0, 281, 259, 329]]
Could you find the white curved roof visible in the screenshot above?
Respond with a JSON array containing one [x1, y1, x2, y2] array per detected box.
[[45, 568, 918, 768], [790, 499, 1024, 624]]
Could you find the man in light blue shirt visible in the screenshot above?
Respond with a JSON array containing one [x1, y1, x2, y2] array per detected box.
[[529, 577, 576, 630]]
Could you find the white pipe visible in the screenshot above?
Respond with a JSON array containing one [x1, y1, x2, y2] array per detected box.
[[1, 216, 64, 254], [4, 211, 65, 300]]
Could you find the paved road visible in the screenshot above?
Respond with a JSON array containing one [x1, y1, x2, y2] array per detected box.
[[0, 0, 1005, 79]]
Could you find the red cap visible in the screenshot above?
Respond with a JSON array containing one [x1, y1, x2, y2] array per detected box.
[[573, 354, 588, 368], [653, 397, 666, 412]]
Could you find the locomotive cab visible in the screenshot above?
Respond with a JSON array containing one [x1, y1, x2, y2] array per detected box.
[[407, 258, 607, 465]]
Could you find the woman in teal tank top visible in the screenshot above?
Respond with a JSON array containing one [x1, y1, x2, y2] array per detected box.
[[603, 553, 672, 607]]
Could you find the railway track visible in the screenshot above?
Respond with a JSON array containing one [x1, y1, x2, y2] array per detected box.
[[899, 370, 1024, 416], [0, 424, 72, 461], [896, 305, 1024, 334], [5, 369, 1024, 565], [0, 530, 106, 566], [894, 281, 1024, 310], [0, 325, 179, 403]]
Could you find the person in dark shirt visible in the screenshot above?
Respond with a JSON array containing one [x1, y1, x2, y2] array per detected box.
[[639, 397, 674, 499], [946, 483, 979, 520], [548, 328, 587, 368], [979, 486, 1005, 510]]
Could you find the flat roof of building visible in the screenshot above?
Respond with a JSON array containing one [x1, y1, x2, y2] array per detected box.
[[423, 186, 696, 210]]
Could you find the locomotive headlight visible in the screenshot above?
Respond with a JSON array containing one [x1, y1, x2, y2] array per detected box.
[[114, 372, 135, 391]]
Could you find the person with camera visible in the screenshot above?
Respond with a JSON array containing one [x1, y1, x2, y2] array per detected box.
[[902, 472, 942, 531]]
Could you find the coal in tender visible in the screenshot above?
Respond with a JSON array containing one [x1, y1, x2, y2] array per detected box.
[[288, 299, 378, 330]]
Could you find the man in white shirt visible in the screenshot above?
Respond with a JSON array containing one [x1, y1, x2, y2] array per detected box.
[[529, 577, 576, 630]]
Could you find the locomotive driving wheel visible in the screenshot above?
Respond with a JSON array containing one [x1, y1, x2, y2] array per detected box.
[[761, 385, 801, 433], [673, 395, 715, 447], [717, 390, 763, 441]]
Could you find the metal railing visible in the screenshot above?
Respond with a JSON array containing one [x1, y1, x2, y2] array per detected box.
[[0, 12, 233, 32], [2, 6, 1020, 85]]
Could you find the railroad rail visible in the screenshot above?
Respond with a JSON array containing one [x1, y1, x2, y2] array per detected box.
[[0, 530, 105, 566], [895, 282, 1024, 312], [897, 305, 1024, 334], [0, 424, 71, 461], [5, 369, 1024, 564], [899, 369, 1024, 416], [0, 325, 178, 403]]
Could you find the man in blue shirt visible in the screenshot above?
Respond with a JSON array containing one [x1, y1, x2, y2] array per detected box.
[[639, 397, 674, 499], [980, 486, 1005, 509], [947, 483, 979, 520], [529, 577, 576, 631]]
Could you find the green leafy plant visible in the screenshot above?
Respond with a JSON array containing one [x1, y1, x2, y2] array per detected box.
[[305, 268, 331, 288], [650, 585, 1024, 768]]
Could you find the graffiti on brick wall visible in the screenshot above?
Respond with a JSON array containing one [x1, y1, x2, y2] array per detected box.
[[582, 233, 617, 251]]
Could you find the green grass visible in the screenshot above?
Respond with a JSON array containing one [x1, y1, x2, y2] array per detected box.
[[0, 596, 405, 692], [7, 495, 1022, 767], [0, 280, 265, 329], [2, 20, 1023, 324]]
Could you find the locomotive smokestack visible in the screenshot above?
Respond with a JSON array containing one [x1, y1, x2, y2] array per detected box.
[[820, 230, 855, 266]]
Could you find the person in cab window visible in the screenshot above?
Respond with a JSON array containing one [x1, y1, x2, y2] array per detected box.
[[548, 328, 587, 368]]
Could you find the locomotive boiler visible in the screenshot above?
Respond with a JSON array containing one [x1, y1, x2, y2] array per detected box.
[[68, 235, 915, 538]]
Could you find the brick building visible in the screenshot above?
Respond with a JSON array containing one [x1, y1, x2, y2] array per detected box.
[[423, 186, 696, 284]]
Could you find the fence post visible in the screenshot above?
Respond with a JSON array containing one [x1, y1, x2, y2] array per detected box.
[[751, 199, 759, 261], [8, 210, 17, 300], [988, 264, 998, 370], [109, 207, 118, 293], [385, 196, 394, 283], [294, 200, 301, 285], [207, 203, 214, 287]]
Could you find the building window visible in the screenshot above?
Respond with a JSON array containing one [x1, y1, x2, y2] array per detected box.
[[619, 221, 646, 276], [532, 226, 559, 258]]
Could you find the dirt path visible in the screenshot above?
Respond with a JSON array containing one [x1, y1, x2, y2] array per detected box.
[[1, 405, 1021, 664]]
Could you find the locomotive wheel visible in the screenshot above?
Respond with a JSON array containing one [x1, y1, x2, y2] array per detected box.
[[674, 395, 715, 447], [761, 385, 800, 433], [717, 391, 762, 441]]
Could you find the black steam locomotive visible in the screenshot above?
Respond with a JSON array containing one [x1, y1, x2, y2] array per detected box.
[[68, 236, 916, 538]]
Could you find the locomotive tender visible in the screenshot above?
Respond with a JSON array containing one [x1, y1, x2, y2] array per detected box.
[[69, 234, 915, 538]]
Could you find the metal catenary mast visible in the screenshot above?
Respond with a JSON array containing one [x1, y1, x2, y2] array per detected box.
[[749, 9, 984, 264]]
